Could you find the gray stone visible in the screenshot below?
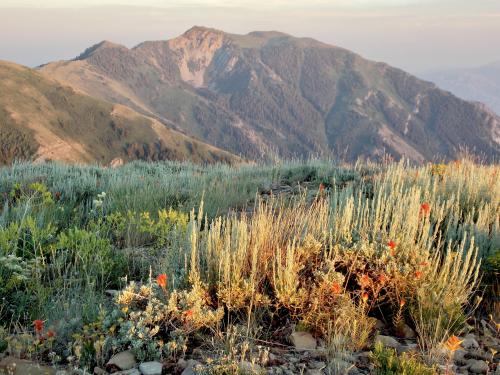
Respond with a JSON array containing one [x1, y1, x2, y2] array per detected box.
[[93, 368, 107, 375], [398, 343, 418, 354], [138, 361, 162, 375], [462, 334, 480, 350], [374, 335, 400, 349], [308, 361, 326, 370], [181, 360, 201, 375], [107, 350, 136, 371], [290, 331, 317, 350], [177, 358, 188, 369], [115, 370, 141, 375], [467, 359, 489, 374], [305, 370, 324, 375], [453, 348, 467, 364]]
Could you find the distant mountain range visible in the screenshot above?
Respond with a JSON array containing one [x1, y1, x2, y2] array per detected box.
[[422, 61, 500, 116], [0, 60, 239, 165], [1, 26, 499, 164]]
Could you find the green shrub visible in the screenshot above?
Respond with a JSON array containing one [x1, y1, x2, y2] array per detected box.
[[371, 342, 437, 375]]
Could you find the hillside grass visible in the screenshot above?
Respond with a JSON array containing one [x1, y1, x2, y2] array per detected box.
[[0, 159, 498, 371]]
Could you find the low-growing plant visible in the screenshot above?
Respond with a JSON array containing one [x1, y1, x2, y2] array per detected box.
[[371, 342, 438, 375], [410, 237, 480, 358], [102, 275, 223, 362]]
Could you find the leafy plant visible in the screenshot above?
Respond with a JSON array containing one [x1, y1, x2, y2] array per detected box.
[[371, 342, 438, 375]]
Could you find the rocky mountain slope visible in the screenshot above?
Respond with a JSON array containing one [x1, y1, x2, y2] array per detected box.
[[422, 61, 500, 116], [0, 60, 240, 165], [40, 26, 500, 162]]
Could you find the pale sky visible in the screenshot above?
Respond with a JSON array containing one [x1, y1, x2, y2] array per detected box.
[[1, 0, 499, 73]]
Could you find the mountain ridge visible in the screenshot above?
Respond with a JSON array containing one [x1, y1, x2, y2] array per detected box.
[[38, 27, 500, 162]]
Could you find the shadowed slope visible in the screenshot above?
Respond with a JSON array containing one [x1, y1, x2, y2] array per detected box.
[[0, 60, 241, 165]]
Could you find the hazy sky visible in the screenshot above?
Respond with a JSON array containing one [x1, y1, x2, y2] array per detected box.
[[1, 0, 499, 73]]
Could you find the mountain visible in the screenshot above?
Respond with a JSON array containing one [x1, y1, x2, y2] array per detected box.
[[421, 61, 500, 116], [39, 26, 500, 162], [0, 60, 240, 165]]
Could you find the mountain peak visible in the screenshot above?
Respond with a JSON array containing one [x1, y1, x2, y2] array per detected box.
[[182, 26, 224, 39], [75, 40, 127, 60]]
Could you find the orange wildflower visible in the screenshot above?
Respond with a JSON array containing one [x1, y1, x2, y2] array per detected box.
[[399, 298, 406, 308], [444, 335, 463, 352], [419, 262, 429, 267], [47, 329, 56, 338], [361, 292, 369, 303], [388, 240, 397, 256], [331, 282, 341, 294], [415, 270, 423, 280], [184, 310, 194, 321], [378, 273, 387, 284], [34, 320, 44, 333], [359, 274, 371, 288], [156, 274, 167, 289], [420, 202, 431, 216], [319, 183, 325, 193]]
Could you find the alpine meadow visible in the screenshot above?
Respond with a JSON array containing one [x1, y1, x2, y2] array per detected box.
[[0, 1, 499, 375]]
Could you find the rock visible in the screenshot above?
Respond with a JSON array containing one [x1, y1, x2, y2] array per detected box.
[[462, 334, 480, 350], [181, 360, 201, 375], [374, 319, 386, 331], [467, 359, 489, 374], [310, 347, 328, 360], [93, 367, 107, 375], [290, 332, 317, 350], [453, 349, 467, 364], [355, 351, 372, 367], [0, 356, 57, 375], [177, 358, 188, 369], [467, 349, 490, 361], [106, 351, 136, 371], [308, 361, 326, 370], [115, 370, 141, 375], [138, 361, 162, 375], [305, 370, 324, 375], [374, 335, 400, 349], [398, 343, 418, 354], [401, 324, 416, 339]]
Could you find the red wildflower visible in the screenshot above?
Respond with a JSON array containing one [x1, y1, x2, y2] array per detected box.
[[34, 320, 44, 333], [331, 282, 341, 294], [361, 292, 369, 303], [415, 270, 423, 280], [420, 202, 431, 216], [378, 273, 387, 284], [319, 183, 325, 193], [156, 274, 167, 289], [387, 240, 397, 256], [359, 274, 371, 288], [47, 329, 56, 338]]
